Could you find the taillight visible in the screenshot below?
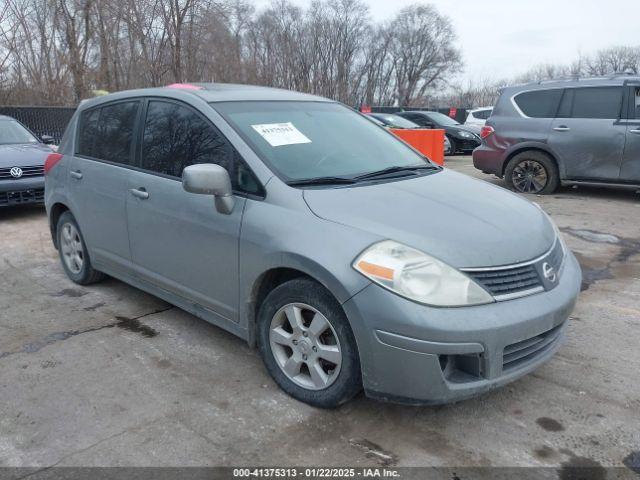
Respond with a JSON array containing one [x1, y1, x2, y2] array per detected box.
[[44, 153, 63, 175], [480, 126, 495, 139]]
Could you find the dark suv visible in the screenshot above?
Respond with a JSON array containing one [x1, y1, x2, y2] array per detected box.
[[473, 75, 640, 194]]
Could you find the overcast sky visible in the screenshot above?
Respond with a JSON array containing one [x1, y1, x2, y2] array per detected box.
[[255, 0, 637, 82]]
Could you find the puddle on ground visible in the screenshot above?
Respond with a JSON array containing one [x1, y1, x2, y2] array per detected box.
[[573, 253, 614, 292], [536, 417, 565, 432], [115, 316, 158, 337], [559, 450, 606, 480]]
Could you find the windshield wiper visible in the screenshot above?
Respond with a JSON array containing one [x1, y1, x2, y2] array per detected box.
[[287, 176, 357, 187], [354, 164, 439, 181]]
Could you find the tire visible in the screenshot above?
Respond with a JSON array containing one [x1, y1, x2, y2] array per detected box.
[[445, 135, 456, 156], [56, 211, 105, 285], [257, 278, 362, 408], [504, 150, 559, 195]]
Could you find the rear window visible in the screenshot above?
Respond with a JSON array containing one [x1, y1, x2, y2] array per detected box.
[[77, 101, 139, 164], [514, 89, 563, 118]]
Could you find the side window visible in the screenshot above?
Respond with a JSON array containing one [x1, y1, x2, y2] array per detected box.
[[514, 89, 563, 118], [77, 108, 100, 157], [93, 102, 139, 164], [141, 100, 262, 195], [570, 87, 623, 119], [635, 87, 640, 119]]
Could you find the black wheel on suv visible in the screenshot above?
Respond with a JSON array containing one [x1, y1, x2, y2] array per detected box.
[[56, 211, 106, 285], [505, 151, 559, 195], [257, 277, 362, 408]]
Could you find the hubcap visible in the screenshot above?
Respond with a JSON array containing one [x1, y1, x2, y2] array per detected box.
[[512, 160, 548, 193], [60, 223, 84, 274], [269, 303, 342, 391]]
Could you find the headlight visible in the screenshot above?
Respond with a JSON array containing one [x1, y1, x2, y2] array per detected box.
[[353, 240, 494, 307], [458, 131, 474, 139]]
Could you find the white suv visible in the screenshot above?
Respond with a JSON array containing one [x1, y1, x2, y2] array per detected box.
[[465, 107, 493, 127]]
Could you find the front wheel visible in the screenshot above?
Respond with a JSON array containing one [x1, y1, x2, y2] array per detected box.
[[257, 278, 362, 408], [445, 135, 456, 156], [505, 151, 559, 195]]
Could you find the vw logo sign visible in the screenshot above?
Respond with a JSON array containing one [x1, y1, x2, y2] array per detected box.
[[10, 167, 23, 178], [542, 262, 557, 283]]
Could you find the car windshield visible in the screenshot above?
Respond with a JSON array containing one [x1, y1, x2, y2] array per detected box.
[[426, 112, 460, 126], [372, 114, 419, 129], [213, 101, 433, 182], [0, 119, 38, 145]]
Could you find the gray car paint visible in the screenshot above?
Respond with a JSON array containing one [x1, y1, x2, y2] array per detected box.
[[46, 84, 582, 404], [473, 76, 640, 186]]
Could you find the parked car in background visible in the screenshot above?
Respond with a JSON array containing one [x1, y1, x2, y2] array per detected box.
[[366, 113, 449, 158], [366, 113, 421, 129], [465, 107, 493, 127], [0, 115, 55, 207], [473, 75, 640, 194], [46, 84, 580, 408], [396, 110, 481, 155]]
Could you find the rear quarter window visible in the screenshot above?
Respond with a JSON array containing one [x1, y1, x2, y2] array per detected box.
[[513, 89, 563, 118]]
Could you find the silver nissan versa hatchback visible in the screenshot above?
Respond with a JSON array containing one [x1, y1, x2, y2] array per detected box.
[[45, 84, 582, 407]]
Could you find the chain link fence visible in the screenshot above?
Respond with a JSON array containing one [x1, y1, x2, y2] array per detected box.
[[0, 106, 77, 144]]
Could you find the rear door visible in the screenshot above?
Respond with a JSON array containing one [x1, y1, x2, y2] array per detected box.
[[125, 99, 261, 322], [620, 84, 640, 182], [69, 100, 141, 273], [548, 86, 626, 181]]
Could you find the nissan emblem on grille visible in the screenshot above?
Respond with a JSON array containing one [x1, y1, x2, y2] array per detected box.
[[10, 167, 23, 178], [542, 262, 557, 283]]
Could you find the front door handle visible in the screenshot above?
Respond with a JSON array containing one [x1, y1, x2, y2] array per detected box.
[[70, 170, 83, 180], [129, 187, 149, 200], [630, 128, 640, 135], [553, 126, 571, 132]]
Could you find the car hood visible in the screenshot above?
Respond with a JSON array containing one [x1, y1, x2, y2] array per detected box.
[[303, 169, 555, 268], [0, 143, 51, 167]]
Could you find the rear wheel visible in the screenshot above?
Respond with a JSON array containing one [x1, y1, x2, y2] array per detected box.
[[505, 151, 559, 194], [257, 278, 361, 408], [56, 211, 105, 285]]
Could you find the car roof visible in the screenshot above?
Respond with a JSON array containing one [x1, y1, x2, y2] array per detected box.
[[505, 74, 640, 94], [0, 115, 17, 121], [78, 83, 333, 110]]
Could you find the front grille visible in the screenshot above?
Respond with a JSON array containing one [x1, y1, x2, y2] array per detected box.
[[468, 264, 542, 298], [0, 188, 44, 206], [503, 323, 564, 371], [464, 239, 564, 301], [0, 165, 45, 179]]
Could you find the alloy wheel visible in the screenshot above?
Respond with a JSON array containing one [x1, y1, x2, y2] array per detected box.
[[60, 223, 84, 274], [269, 303, 342, 390], [512, 159, 548, 193]]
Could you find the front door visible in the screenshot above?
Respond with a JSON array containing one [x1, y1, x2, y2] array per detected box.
[[620, 85, 640, 183], [548, 86, 626, 181], [126, 99, 253, 322]]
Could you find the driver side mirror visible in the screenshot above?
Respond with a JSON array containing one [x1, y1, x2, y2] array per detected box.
[[41, 135, 55, 145], [182, 164, 235, 215]]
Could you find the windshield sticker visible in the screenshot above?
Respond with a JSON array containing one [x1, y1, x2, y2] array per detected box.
[[251, 122, 312, 147]]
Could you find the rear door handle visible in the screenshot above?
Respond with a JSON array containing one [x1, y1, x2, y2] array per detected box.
[[70, 170, 83, 180], [553, 126, 571, 132], [129, 188, 149, 200], [630, 128, 640, 135]]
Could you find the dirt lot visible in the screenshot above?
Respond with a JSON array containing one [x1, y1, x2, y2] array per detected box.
[[1, 156, 639, 471]]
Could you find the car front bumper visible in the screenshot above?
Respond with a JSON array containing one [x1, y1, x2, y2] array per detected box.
[[0, 177, 45, 207], [342, 251, 582, 405]]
